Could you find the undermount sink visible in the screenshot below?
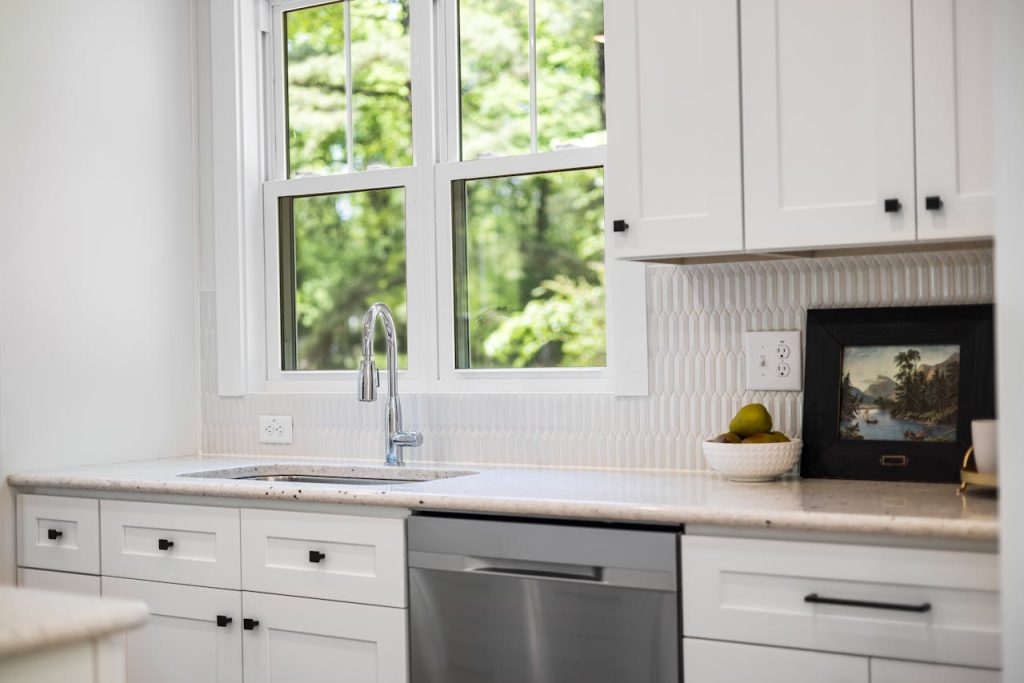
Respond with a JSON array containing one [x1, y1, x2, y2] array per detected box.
[[179, 464, 477, 487], [236, 474, 420, 486]]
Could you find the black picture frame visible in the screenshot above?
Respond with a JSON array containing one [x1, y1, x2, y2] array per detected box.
[[801, 304, 995, 483]]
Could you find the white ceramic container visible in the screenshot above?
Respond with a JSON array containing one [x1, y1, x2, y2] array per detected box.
[[703, 439, 802, 482]]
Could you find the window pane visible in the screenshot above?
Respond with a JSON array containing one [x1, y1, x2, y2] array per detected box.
[[351, 0, 412, 170], [458, 0, 531, 159], [285, 2, 347, 177], [536, 0, 606, 150], [452, 168, 606, 369], [285, 0, 412, 177], [279, 188, 407, 371]]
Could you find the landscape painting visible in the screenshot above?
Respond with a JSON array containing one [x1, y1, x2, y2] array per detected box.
[[839, 344, 960, 442]]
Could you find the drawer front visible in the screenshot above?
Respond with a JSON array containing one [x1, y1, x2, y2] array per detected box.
[[17, 494, 100, 574], [101, 500, 241, 589], [18, 567, 102, 596], [241, 509, 406, 607], [682, 535, 1001, 668]]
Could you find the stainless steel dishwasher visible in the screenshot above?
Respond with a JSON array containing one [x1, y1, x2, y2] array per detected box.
[[408, 514, 679, 683]]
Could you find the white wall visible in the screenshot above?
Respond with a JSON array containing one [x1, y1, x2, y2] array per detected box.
[[0, 0, 199, 583], [995, 0, 1024, 678]]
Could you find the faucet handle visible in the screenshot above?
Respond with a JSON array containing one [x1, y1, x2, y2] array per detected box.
[[392, 431, 423, 448]]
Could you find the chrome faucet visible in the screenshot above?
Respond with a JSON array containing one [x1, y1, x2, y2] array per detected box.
[[358, 303, 422, 466]]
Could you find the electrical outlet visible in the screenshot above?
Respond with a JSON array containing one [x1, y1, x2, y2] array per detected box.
[[258, 415, 293, 444], [745, 331, 802, 391]]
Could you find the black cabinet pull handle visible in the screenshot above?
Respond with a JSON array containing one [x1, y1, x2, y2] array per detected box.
[[243, 618, 259, 630], [216, 615, 233, 628], [925, 195, 944, 211], [804, 593, 931, 613], [309, 550, 326, 563], [883, 198, 902, 213], [47, 529, 63, 540], [157, 539, 174, 551], [612, 219, 629, 233]]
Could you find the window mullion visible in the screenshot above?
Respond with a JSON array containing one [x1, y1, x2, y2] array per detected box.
[[344, 0, 354, 173], [528, 0, 538, 154]]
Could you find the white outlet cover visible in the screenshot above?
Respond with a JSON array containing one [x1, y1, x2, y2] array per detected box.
[[258, 415, 293, 444], [745, 331, 802, 391]]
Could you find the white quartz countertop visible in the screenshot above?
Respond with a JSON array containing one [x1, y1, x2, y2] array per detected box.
[[0, 586, 147, 658], [7, 454, 998, 541]]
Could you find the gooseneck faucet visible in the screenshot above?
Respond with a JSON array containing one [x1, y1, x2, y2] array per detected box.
[[358, 303, 422, 466]]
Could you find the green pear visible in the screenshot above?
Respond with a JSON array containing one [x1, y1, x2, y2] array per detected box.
[[729, 403, 773, 437]]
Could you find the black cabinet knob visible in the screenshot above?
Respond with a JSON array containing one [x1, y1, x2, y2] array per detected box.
[[925, 195, 944, 211], [216, 615, 233, 628], [243, 618, 259, 631], [309, 550, 326, 563], [157, 539, 174, 551], [884, 198, 902, 213], [612, 219, 629, 233], [47, 529, 63, 540]]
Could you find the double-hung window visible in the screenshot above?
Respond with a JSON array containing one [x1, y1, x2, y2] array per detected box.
[[229, 0, 646, 394]]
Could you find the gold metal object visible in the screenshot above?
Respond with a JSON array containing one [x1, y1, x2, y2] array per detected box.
[[959, 446, 998, 493]]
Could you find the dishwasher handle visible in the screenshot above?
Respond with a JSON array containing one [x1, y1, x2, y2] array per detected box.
[[468, 563, 603, 583], [409, 550, 676, 591]]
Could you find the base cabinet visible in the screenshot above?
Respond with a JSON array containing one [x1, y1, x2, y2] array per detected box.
[[242, 592, 408, 683], [18, 567, 101, 596], [684, 639, 1000, 683], [684, 639, 868, 683], [102, 578, 242, 683], [871, 658, 1001, 683]]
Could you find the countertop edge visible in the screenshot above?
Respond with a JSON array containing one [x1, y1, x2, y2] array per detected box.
[[0, 593, 148, 659], [8, 473, 998, 541]]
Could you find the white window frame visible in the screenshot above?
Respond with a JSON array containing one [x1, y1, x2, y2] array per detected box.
[[209, 0, 649, 397]]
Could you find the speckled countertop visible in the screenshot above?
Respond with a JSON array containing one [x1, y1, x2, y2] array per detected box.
[[0, 586, 147, 658], [7, 454, 998, 541]]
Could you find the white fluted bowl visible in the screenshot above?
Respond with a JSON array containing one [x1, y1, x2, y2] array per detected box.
[[703, 438, 802, 482]]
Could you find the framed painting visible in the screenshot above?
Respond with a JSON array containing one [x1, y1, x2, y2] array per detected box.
[[801, 305, 995, 483]]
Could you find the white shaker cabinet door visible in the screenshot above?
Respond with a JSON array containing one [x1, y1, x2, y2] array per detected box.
[[914, 0, 995, 240], [241, 591, 408, 683], [741, 0, 917, 250], [604, 0, 743, 259], [684, 639, 869, 683], [102, 577, 242, 683]]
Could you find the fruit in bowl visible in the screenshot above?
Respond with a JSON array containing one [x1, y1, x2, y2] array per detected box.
[[704, 404, 801, 482]]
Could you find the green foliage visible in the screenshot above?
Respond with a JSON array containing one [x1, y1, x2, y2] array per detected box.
[[459, 0, 606, 158], [889, 349, 959, 427], [283, 0, 607, 372]]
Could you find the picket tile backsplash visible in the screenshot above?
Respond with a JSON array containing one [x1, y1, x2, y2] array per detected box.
[[200, 249, 993, 471]]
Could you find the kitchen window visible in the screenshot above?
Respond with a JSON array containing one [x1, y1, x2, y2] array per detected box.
[[212, 0, 647, 394]]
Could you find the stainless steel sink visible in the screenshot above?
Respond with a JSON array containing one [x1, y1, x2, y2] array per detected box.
[[237, 474, 421, 486], [180, 464, 477, 486]]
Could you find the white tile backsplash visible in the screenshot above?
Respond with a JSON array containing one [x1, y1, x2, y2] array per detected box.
[[200, 249, 993, 470]]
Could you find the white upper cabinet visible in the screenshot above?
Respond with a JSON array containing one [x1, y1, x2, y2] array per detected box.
[[605, 0, 743, 259], [914, 0, 994, 240], [741, 0, 917, 251]]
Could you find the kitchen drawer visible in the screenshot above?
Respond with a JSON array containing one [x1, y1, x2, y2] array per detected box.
[[17, 494, 100, 574], [681, 535, 1000, 668], [241, 508, 406, 608], [18, 567, 102, 596], [101, 500, 241, 589]]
